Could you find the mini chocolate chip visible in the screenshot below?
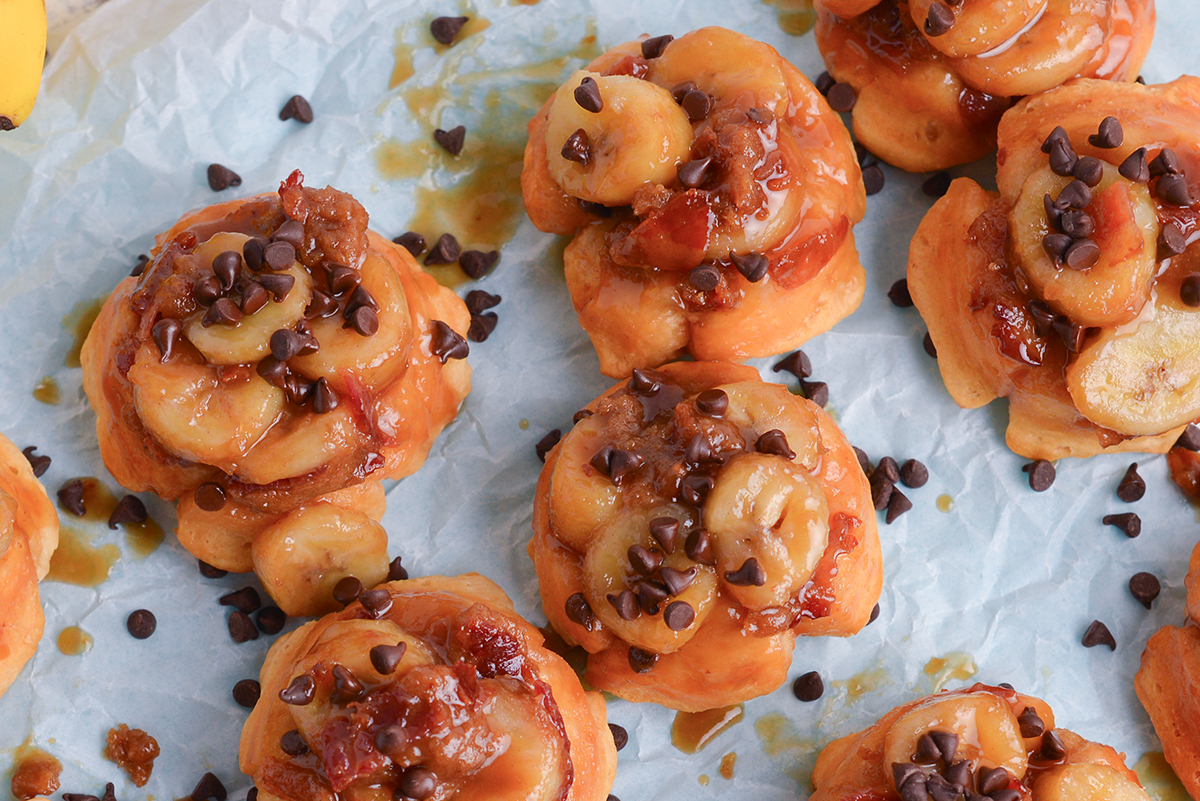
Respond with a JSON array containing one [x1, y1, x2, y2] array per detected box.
[[1160, 222, 1187, 260], [1041, 126, 1071, 154], [756, 429, 796, 460], [681, 89, 714, 121], [131, 253, 150, 277], [430, 15, 468, 45], [688, 263, 721, 291], [1088, 116, 1123, 149], [325, 264, 359, 297], [279, 729, 308, 756], [977, 766, 1009, 795], [678, 156, 713, 188], [684, 433, 713, 465], [272, 219, 304, 248], [331, 664, 367, 704], [815, 71, 835, 95], [399, 768, 439, 801], [922, 171, 952, 198], [1059, 208, 1096, 240], [1082, 620, 1116, 650], [63, 793, 99, 801], [256, 357, 287, 388], [370, 641, 408, 675], [535, 429, 561, 462], [925, 1, 956, 34], [590, 444, 615, 476], [894, 763, 923, 792], [269, 329, 302, 361], [1102, 512, 1141, 538], [649, 517, 680, 554], [608, 449, 645, 483], [608, 589, 640, 621], [565, 593, 597, 631], [899, 459, 928, 488], [433, 125, 466, 156], [1178, 424, 1200, 451], [220, 587, 262, 615], [239, 282, 269, 315], [773, 350, 812, 378], [199, 559, 227, 579], [279, 674, 316, 705], [923, 331, 937, 358], [1117, 463, 1145, 502], [640, 34, 674, 59], [725, 557, 766, 586], [1048, 140, 1077, 177], [725, 252, 769, 285], [862, 164, 885, 195], [1073, 156, 1103, 187], [629, 367, 660, 395], [930, 730, 958, 763], [574, 76, 603, 113], [460, 249, 499, 280], [1181, 275, 1200, 307], [465, 290, 501, 315], [869, 603, 880, 624], [1130, 572, 1161, 609], [259, 272, 295, 301], [126, 609, 157, 639], [207, 164, 242, 191], [374, 724, 407, 757], [152, 318, 183, 362], [1064, 238, 1101, 270], [58, 479, 85, 516], [889, 279, 914, 307], [628, 646, 658, 674], [1150, 148, 1183, 177], [1119, 147, 1150, 183], [885, 488, 912, 523], [1039, 730, 1067, 760], [228, 610, 259, 643], [1057, 179, 1092, 209], [825, 82, 856, 113], [853, 447, 871, 475], [430, 320, 469, 362], [944, 761, 972, 790], [387, 556, 409, 582], [629, 544, 663, 575], [660, 566, 697, 596], [685, 529, 716, 565], [577, 198, 612, 217], [1023, 459, 1055, 491], [347, 305, 380, 337], [1157, 173, 1193, 206], [636, 580, 669, 615], [333, 576, 363, 606], [425, 233, 461, 265], [915, 732, 942, 763], [279, 95, 313, 124], [21, 446, 50, 477], [870, 471, 894, 511], [663, 600, 695, 630], [1017, 706, 1045, 737], [256, 606, 286, 634], [1043, 232, 1073, 264], [801, 380, 829, 407], [232, 679, 261, 708], [393, 231, 427, 256], [201, 297, 243, 327], [876, 456, 900, 482], [191, 773, 227, 801], [243, 238, 267, 270], [793, 671, 823, 702], [107, 494, 148, 530], [695, 389, 729, 418], [609, 723, 629, 751]]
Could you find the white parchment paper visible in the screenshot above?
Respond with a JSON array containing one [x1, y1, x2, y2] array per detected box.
[[2, 1, 1200, 798]]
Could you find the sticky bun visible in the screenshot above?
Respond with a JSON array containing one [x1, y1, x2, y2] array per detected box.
[[81, 171, 471, 615], [908, 78, 1200, 460], [239, 573, 617, 801], [521, 27, 866, 378], [531, 361, 881, 711]]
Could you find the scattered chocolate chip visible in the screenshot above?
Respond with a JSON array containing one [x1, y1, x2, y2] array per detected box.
[[876, 456, 900, 483], [921, 172, 952, 199], [331, 664, 367, 704], [256, 606, 286, 635], [609, 723, 628, 751], [1017, 706, 1045, 737], [628, 544, 663, 575], [915, 732, 943, 763], [608, 589, 640, 621], [801, 380, 829, 407], [400, 767, 439, 801], [279, 730, 308, 757], [862, 164, 885, 195], [239, 282, 269, 315], [1042, 126, 1071, 155], [888, 279, 914, 307], [608, 449, 645, 483], [1040, 729, 1066, 761], [1088, 116, 1123, 149], [756, 429, 796, 460], [107, 494, 148, 530], [1057, 179, 1092, 210], [271, 220, 304, 250], [945, 761, 972, 790], [257, 357, 287, 388], [1048, 140, 1078, 177], [21, 446, 50, 477], [641, 34, 673, 59], [387, 556, 409, 582], [333, 575, 363, 606], [680, 474, 713, 505], [1073, 156, 1103, 187], [325, 265, 359, 297], [269, 329, 303, 361], [1160, 222, 1187, 261], [899, 459, 928, 488], [131, 253, 150, 277], [433, 125, 466, 156], [203, 297, 244, 327], [853, 447, 871, 475], [425, 233, 461, 265], [347, 305, 380, 337], [370, 641, 408, 675], [923, 331, 937, 358], [1082, 620, 1116, 650], [725, 557, 766, 587], [826, 82, 856, 113], [773, 350, 812, 379], [684, 433, 713, 465], [279, 95, 313, 124], [681, 89, 714, 121], [628, 646, 657, 674], [259, 272, 295, 302], [925, 2, 958, 35], [649, 517, 680, 554], [635, 580, 669, 615], [220, 587, 262, 615], [243, 238, 268, 271], [1023, 459, 1055, 491], [152, 318, 182, 362], [535, 429, 561, 462], [978, 766, 1010, 795], [629, 368, 660, 395], [660, 566, 696, 596], [1043, 232, 1072, 264], [687, 263, 721, 292], [663, 600, 695, 631], [279, 674, 316, 705], [692, 390, 728, 421], [1157, 173, 1193, 206], [565, 593, 596, 631], [199, 559, 227, 579], [430, 15, 468, 45], [815, 72, 835, 96], [207, 164, 242, 192], [1119, 147, 1150, 183], [793, 670, 824, 702], [430, 320, 469, 362], [894, 763, 923, 793], [589, 444, 615, 475], [1117, 463, 1145, 502], [1150, 148, 1183, 177], [374, 725, 407, 756], [1064, 238, 1101, 271], [1181, 275, 1200, 307], [191, 277, 220, 308], [1178, 424, 1200, 451], [1059, 209, 1095, 240], [228, 610, 259, 643], [232, 679, 261, 708], [393, 231, 427, 256], [1130, 572, 1161, 609], [574, 76, 604, 113], [869, 603, 880, 624], [678, 156, 713, 189], [885, 488, 912, 523], [577, 198, 612, 217], [460, 249, 499, 280], [870, 471, 894, 511], [191, 773, 227, 801], [685, 529, 716, 565], [1102, 512, 1141, 538], [126, 609, 157, 639], [465, 290, 501, 315], [58, 479, 85, 516]]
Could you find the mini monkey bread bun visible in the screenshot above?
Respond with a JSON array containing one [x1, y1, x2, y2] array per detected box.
[[521, 27, 867, 378], [811, 684, 1153, 801], [240, 574, 617, 801], [814, 0, 1155, 172], [908, 78, 1200, 460], [0, 432, 58, 698], [81, 171, 471, 616], [531, 361, 881, 711]]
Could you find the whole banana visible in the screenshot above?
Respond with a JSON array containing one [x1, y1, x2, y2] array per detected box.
[[0, 0, 48, 130]]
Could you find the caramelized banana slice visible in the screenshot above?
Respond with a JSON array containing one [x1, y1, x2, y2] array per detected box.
[[546, 411, 622, 552], [543, 71, 694, 207], [1032, 763, 1151, 801], [459, 687, 571, 801], [882, 692, 1028, 780], [909, 0, 1045, 58], [721, 382, 822, 471]]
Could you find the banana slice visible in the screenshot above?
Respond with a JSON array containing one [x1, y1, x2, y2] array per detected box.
[[909, 0, 1045, 58], [458, 687, 570, 801], [646, 26, 790, 115], [1066, 299, 1200, 436], [184, 233, 314, 366], [290, 252, 412, 391], [1032, 763, 1151, 801], [543, 70, 694, 207], [547, 413, 623, 552], [720, 382, 822, 471], [233, 404, 360, 486], [882, 693, 1028, 782], [251, 504, 390, 617], [128, 343, 284, 468], [583, 506, 717, 655], [703, 452, 829, 611]]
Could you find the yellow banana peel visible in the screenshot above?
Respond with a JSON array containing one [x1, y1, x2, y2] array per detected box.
[[0, 0, 47, 130]]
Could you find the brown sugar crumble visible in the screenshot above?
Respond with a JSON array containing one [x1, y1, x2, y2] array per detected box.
[[105, 724, 160, 787]]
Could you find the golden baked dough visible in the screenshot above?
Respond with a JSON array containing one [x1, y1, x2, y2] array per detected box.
[[240, 573, 617, 801], [0, 432, 58, 698], [815, 0, 1155, 172], [521, 27, 866, 378], [81, 171, 471, 614], [813, 684, 1152, 801], [531, 361, 881, 711], [908, 78, 1200, 460]]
